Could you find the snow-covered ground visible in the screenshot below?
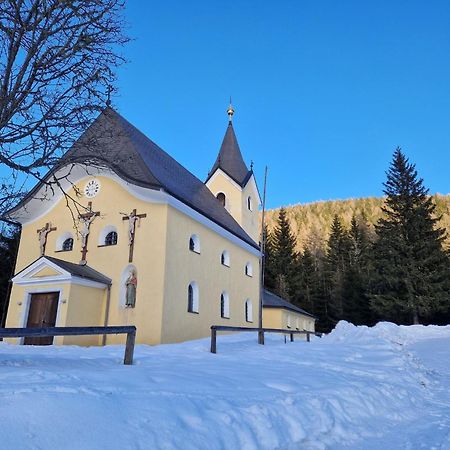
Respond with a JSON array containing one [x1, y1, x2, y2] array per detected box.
[[1, 322, 449, 450]]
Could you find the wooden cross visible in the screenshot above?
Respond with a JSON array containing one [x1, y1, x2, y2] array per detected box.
[[79, 202, 100, 263], [37, 222, 57, 256], [122, 209, 147, 262]]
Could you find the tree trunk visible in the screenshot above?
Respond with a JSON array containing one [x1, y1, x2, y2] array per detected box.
[[413, 309, 420, 325]]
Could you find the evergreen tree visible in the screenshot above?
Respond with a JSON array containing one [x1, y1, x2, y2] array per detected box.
[[371, 148, 450, 324], [263, 224, 277, 291], [0, 225, 20, 327], [342, 215, 375, 325], [325, 215, 351, 325], [272, 207, 298, 299]]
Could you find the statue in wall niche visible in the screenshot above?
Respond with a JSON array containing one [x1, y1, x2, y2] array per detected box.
[[125, 269, 137, 308]]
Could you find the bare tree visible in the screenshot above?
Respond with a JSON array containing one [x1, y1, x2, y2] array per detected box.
[[0, 0, 129, 213]]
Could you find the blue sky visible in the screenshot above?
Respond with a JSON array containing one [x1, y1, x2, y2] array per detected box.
[[113, 1, 450, 209]]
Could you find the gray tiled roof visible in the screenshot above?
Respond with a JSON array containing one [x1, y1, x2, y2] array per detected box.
[[206, 122, 252, 187], [14, 256, 112, 285], [263, 289, 316, 318], [7, 108, 259, 250]]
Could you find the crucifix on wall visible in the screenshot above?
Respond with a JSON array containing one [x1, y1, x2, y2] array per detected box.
[[37, 222, 57, 256], [79, 202, 100, 263], [122, 209, 147, 262]]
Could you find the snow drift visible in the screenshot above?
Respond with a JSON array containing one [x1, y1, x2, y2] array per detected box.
[[0, 322, 449, 449]]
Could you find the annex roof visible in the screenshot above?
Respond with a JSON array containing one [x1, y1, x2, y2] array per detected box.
[[6, 107, 259, 250], [206, 122, 253, 187], [13, 256, 112, 286], [263, 290, 316, 318]]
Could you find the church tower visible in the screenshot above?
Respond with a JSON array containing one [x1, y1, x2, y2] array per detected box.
[[205, 104, 261, 243]]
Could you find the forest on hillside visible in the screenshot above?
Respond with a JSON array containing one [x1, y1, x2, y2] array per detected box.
[[264, 150, 450, 332], [265, 194, 450, 254]]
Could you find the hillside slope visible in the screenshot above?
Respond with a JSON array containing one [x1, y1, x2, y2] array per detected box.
[[265, 194, 450, 251]]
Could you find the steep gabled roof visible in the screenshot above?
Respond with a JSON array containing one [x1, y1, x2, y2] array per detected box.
[[206, 122, 252, 187], [6, 107, 259, 250], [263, 290, 316, 319]]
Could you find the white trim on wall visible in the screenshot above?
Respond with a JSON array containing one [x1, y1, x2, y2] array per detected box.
[[9, 165, 261, 257]]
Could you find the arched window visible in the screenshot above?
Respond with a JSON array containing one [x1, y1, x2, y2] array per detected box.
[[220, 291, 230, 319], [216, 192, 226, 207], [247, 196, 252, 211], [62, 238, 74, 251], [189, 234, 200, 253], [56, 232, 74, 251], [105, 231, 118, 246], [221, 250, 230, 267], [245, 262, 253, 277], [188, 282, 199, 313], [245, 299, 253, 323]]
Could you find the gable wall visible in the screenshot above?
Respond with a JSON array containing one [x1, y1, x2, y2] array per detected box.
[[8, 175, 168, 345]]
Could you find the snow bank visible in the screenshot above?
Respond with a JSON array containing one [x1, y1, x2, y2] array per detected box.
[[0, 322, 449, 449]]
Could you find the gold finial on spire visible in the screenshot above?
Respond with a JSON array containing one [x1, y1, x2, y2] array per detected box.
[[227, 97, 234, 122]]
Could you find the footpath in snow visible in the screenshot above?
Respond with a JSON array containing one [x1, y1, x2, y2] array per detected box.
[[0, 322, 449, 450]]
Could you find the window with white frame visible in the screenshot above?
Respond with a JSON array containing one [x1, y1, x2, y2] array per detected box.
[[56, 232, 74, 251], [98, 225, 118, 246], [189, 234, 200, 253], [245, 299, 253, 323], [220, 291, 230, 318], [188, 282, 199, 313], [245, 262, 253, 277], [216, 192, 226, 207], [221, 250, 230, 267], [105, 231, 118, 246], [247, 196, 252, 211], [62, 238, 73, 251], [287, 314, 292, 329]]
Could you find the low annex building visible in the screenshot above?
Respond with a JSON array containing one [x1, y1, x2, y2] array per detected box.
[[4, 105, 315, 346], [262, 290, 316, 335]]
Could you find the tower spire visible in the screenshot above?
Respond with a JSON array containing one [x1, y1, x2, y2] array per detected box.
[[227, 97, 234, 123]]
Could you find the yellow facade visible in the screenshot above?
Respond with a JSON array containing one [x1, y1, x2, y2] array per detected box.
[[263, 307, 316, 340], [205, 169, 260, 243], [6, 173, 260, 346]]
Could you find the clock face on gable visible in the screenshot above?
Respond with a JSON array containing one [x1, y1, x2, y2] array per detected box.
[[84, 179, 101, 198]]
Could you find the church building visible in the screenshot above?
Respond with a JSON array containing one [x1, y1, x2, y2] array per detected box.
[[4, 105, 264, 345]]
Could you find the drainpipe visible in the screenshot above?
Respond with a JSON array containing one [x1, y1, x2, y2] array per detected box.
[[102, 283, 112, 346]]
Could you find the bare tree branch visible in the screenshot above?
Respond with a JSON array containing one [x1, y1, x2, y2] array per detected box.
[[0, 0, 129, 214]]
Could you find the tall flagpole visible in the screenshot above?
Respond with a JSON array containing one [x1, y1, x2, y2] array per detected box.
[[258, 166, 268, 344]]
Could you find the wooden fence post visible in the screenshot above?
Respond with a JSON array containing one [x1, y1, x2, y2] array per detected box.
[[124, 330, 136, 365], [306, 332, 311, 342], [258, 329, 265, 345], [290, 333, 294, 342], [211, 328, 217, 354]]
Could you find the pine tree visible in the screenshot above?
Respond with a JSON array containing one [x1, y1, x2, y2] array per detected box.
[[0, 225, 20, 327], [325, 215, 351, 325], [263, 224, 277, 291], [272, 207, 298, 299], [342, 215, 375, 325], [371, 148, 450, 324]]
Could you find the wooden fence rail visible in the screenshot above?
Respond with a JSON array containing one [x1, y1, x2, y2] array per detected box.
[[0, 326, 137, 365], [210, 325, 322, 354]]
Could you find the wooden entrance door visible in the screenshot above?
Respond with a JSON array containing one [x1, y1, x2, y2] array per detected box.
[[24, 292, 59, 345]]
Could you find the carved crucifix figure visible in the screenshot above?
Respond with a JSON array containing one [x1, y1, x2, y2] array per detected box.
[[37, 222, 57, 256], [79, 202, 100, 263], [122, 209, 147, 262]]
